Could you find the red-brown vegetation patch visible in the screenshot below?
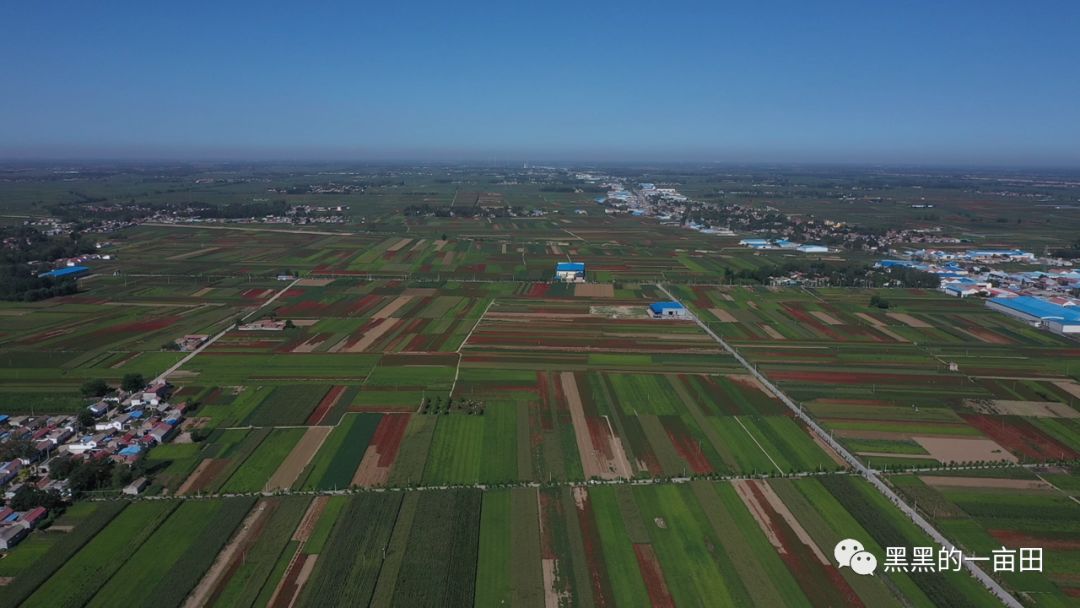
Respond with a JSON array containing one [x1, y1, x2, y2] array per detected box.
[[961, 414, 1080, 460], [633, 545, 675, 608], [660, 416, 712, 474], [306, 385, 346, 425]]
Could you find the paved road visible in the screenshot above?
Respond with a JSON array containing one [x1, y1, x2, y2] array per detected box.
[[655, 283, 1022, 608], [151, 278, 301, 385]]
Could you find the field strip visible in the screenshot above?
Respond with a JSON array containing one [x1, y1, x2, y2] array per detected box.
[[151, 278, 301, 384], [183, 499, 271, 608], [265, 426, 334, 491], [143, 222, 358, 236], [732, 415, 783, 475], [450, 297, 495, 396], [654, 282, 1024, 608]]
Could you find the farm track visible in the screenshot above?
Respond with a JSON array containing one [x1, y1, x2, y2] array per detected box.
[[654, 282, 1024, 608], [150, 277, 301, 385]]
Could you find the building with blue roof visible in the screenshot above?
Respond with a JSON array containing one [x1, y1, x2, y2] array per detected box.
[[38, 265, 89, 279], [987, 296, 1080, 336], [555, 262, 586, 282], [649, 301, 687, 318]]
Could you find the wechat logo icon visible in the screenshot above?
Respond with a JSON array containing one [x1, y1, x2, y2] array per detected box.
[[835, 539, 878, 576]]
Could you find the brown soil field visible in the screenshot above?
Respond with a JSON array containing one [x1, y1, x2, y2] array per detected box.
[[177, 458, 226, 495], [809, 311, 843, 325], [914, 436, 1018, 463], [574, 283, 614, 297], [964, 399, 1079, 418], [710, 308, 738, 322], [184, 499, 271, 608], [287, 318, 319, 326], [886, 312, 932, 328], [919, 476, 1054, 490], [403, 287, 438, 296], [1053, 380, 1080, 400], [295, 278, 335, 287], [265, 427, 333, 491], [373, 295, 413, 319], [385, 237, 412, 252], [761, 325, 786, 340], [854, 312, 884, 326], [870, 325, 909, 342], [167, 246, 220, 261], [560, 372, 632, 479], [191, 287, 214, 297], [345, 318, 399, 352]]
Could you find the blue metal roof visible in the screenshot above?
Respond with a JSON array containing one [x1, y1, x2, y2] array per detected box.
[[39, 265, 89, 278], [556, 262, 585, 272], [118, 446, 142, 455], [649, 301, 685, 314], [990, 296, 1080, 323]]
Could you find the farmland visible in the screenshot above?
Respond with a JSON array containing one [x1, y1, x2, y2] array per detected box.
[[2, 166, 1079, 606]]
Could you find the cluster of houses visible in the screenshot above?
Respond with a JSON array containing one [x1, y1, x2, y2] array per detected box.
[[875, 257, 1080, 337], [0, 505, 48, 550], [238, 319, 286, 331], [738, 238, 830, 254], [174, 334, 209, 351], [0, 382, 187, 550]]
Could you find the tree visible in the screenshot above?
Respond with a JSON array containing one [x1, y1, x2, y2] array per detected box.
[[80, 378, 109, 398], [10, 486, 64, 511], [76, 409, 96, 429], [121, 373, 145, 392], [869, 295, 890, 309]]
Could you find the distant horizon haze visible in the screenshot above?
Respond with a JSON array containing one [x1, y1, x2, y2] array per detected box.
[[3, 1, 1079, 167]]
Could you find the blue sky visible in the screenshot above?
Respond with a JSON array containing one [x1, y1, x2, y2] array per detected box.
[[2, 1, 1079, 165]]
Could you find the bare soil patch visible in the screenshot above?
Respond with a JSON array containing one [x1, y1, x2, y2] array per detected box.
[[1053, 380, 1080, 400], [373, 295, 413, 319], [560, 372, 631, 479], [574, 283, 614, 297], [386, 237, 412, 252], [887, 312, 932, 328], [871, 325, 909, 342], [589, 305, 648, 319], [761, 325, 786, 340], [184, 499, 272, 608], [810, 311, 843, 325], [295, 278, 335, 287], [855, 312, 884, 327], [192, 287, 214, 297], [920, 475, 1053, 490], [266, 427, 332, 491], [914, 436, 1017, 463], [345, 318, 399, 352], [710, 308, 738, 323], [288, 318, 319, 326], [177, 458, 222, 495], [964, 399, 1079, 418], [167, 246, 220, 261]]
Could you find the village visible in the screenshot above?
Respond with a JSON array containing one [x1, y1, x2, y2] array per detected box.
[[0, 378, 188, 550]]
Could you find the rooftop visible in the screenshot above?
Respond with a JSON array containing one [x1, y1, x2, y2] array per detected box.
[[39, 265, 89, 278], [555, 262, 585, 272], [989, 296, 1080, 323]]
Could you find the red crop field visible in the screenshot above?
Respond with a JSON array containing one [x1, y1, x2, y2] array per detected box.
[[306, 385, 347, 425], [961, 414, 1080, 460]]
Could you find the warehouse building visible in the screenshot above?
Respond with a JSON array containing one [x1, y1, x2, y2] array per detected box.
[[986, 296, 1080, 336], [555, 262, 585, 282], [38, 265, 89, 279], [649, 301, 688, 319]]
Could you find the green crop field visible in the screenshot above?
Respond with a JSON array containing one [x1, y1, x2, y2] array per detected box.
[[3, 165, 1078, 606]]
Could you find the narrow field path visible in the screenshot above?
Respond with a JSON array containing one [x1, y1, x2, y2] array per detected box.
[[654, 282, 1023, 608]]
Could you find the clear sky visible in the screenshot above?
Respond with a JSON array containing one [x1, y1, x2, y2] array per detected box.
[[3, 1, 1079, 165]]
